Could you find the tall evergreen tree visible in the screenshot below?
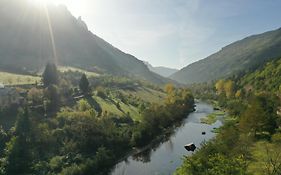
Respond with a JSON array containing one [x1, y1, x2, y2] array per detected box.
[[42, 63, 59, 87], [4, 108, 33, 174], [79, 74, 90, 94], [45, 85, 60, 112]]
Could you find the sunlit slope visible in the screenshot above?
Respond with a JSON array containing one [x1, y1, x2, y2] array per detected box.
[[0, 72, 40, 85], [239, 57, 281, 92], [0, 0, 169, 84], [171, 28, 281, 84]]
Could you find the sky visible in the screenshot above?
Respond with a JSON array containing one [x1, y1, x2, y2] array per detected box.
[[47, 0, 281, 69]]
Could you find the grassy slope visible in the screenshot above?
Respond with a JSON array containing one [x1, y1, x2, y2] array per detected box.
[[93, 87, 166, 121], [121, 87, 166, 104], [0, 72, 40, 85], [93, 96, 141, 121], [0, 66, 98, 86], [59, 66, 100, 77]]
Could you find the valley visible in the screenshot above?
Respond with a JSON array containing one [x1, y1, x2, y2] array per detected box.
[[0, 1, 281, 175]]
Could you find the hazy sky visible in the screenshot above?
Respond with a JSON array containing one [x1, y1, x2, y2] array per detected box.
[[52, 0, 281, 69]]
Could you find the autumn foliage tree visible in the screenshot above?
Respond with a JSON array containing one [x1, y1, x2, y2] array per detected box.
[[165, 83, 175, 104], [215, 79, 235, 98], [215, 80, 225, 95], [224, 80, 235, 98]]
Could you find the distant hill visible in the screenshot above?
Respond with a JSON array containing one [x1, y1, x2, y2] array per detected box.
[[144, 62, 178, 77], [0, 0, 169, 84], [170, 28, 281, 84]]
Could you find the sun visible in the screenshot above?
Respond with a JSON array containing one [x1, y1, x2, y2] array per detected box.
[[29, 0, 67, 6], [29, 0, 50, 5]]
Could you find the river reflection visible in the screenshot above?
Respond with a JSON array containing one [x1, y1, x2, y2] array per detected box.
[[111, 102, 222, 175]]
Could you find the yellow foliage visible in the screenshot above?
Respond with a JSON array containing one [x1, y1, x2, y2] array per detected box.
[[164, 83, 175, 94], [224, 80, 234, 98], [215, 80, 225, 94], [235, 90, 242, 98]]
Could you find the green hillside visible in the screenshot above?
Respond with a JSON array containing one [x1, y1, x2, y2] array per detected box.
[[171, 28, 281, 84], [175, 58, 281, 175], [240, 58, 281, 92]]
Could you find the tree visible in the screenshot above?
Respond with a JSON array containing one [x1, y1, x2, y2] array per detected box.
[[165, 83, 175, 105], [240, 94, 277, 136], [77, 99, 91, 112], [45, 85, 60, 112], [27, 88, 43, 105], [165, 83, 175, 94], [4, 108, 34, 174], [0, 126, 7, 155], [224, 80, 235, 98], [235, 90, 242, 98], [79, 74, 90, 94], [42, 63, 59, 87], [215, 80, 225, 95]]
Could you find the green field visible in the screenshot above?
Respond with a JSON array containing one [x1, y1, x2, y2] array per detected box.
[[59, 66, 99, 77], [93, 96, 141, 121], [0, 72, 41, 85], [121, 87, 166, 104]]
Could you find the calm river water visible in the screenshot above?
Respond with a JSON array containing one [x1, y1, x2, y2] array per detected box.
[[110, 101, 222, 175]]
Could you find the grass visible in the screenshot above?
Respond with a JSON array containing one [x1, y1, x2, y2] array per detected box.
[[201, 113, 218, 124], [121, 87, 166, 104], [0, 72, 41, 85], [93, 96, 141, 121], [59, 66, 99, 77], [0, 66, 98, 86], [91, 86, 166, 121], [201, 110, 225, 125]]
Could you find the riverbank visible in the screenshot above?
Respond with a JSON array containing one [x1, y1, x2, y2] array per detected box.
[[111, 102, 223, 175], [109, 108, 194, 173]]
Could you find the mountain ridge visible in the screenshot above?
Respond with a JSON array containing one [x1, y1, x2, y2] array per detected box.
[[144, 62, 178, 77], [170, 27, 281, 84], [0, 0, 169, 84]]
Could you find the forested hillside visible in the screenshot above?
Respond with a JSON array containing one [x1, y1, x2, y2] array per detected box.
[[175, 58, 281, 175], [240, 58, 281, 92], [171, 28, 281, 84], [0, 0, 168, 84]]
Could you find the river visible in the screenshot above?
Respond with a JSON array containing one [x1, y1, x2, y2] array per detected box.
[[110, 101, 223, 175]]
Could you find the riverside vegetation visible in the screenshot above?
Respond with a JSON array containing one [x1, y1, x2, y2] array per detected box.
[[175, 58, 281, 175], [0, 63, 194, 175]]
